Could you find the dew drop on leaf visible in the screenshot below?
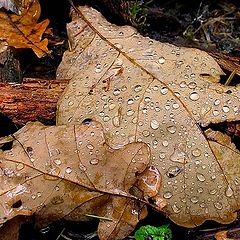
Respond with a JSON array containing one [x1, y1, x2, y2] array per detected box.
[[196, 173, 206, 182], [222, 106, 230, 113], [90, 159, 99, 165], [214, 202, 223, 210], [191, 148, 202, 157], [225, 186, 233, 197], [163, 191, 172, 199], [158, 57, 166, 64], [189, 92, 200, 101], [65, 167, 72, 174], [150, 119, 160, 130]]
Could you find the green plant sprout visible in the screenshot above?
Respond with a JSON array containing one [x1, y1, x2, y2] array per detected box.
[[134, 224, 172, 240]]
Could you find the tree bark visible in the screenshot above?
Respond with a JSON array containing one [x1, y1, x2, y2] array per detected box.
[[0, 78, 69, 125]]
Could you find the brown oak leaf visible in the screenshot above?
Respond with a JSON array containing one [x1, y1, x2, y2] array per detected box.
[[56, 5, 240, 227], [0, 120, 164, 239]]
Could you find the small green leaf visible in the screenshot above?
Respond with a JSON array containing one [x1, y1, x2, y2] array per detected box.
[[134, 224, 172, 240]]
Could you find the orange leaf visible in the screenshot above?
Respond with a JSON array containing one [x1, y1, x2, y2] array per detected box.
[[0, 0, 51, 57], [215, 230, 238, 240]]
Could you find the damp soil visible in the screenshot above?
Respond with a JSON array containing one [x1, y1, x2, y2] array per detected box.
[[1, 0, 240, 239]]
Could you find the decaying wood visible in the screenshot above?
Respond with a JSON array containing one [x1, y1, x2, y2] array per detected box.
[[209, 52, 240, 76], [88, 0, 130, 23], [0, 78, 68, 125]]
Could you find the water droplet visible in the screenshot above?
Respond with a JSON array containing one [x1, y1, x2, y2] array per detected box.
[[16, 163, 24, 171], [180, 81, 187, 88], [214, 202, 223, 210], [190, 196, 199, 203], [170, 144, 187, 163], [87, 144, 94, 150], [222, 106, 230, 113], [90, 159, 99, 165], [213, 110, 219, 116], [142, 130, 150, 137], [127, 99, 134, 105], [109, 103, 116, 110], [166, 166, 183, 178], [196, 173, 206, 182], [162, 140, 169, 147], [225, 186, 233, 197], [103, 116, 110, 122], [95, 64, 102, 73], [188, 82, 196, 89], [134, 85, 142, 92], [209, 189, 217, 195], [158, 57, 165, 64], [113, 89, 121, 96], [112, 116, 120, 127], [79, 164, 87, 171], [189, 92, 199, 101], [160, 87, 168, 95], [115, 43, 123, 49], [167, 126, 176, 134], [191, 148, 202, 157], [65, 167, 72, 174], [172, 103, 179, 109], [159, 152, 166, 159], [163, 191, 172, 199], [214, 99, 220, 106], [144, 96, 151, 102], [68, 101, 74, 106], [127, 109, 135, 116], [150, 119, 160, 130], [54, 159, 62, 165], [115, 58, 123, 66], [172, 203, 181, 213]]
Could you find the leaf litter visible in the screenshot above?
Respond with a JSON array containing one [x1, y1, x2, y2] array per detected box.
[[56, 5, 240, 228], [0, 120, 164, 239]]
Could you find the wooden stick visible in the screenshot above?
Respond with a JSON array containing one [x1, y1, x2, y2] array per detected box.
[[0, 78, 69, 125]]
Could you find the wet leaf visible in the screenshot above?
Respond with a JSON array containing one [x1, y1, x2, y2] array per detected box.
[[0, 0, 51, 57], [0, 121, 163, 240], [215, 230, 238, 240], [56, 6, 240, 227], [134, 224, 172, 240]]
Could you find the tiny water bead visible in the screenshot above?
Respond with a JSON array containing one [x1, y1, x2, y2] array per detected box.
[[65, 167, 72, 174], [158, 57, 166, 64], [150, 119, 159, 130], [189, 92, 200, 101], [90, 159, 99, 165], [167, 126, 177, 134], [191, 148, 202, 157], [160, 87, 168, 95], [196, 173, 206, 182], [225, 185, 233, 197], [222, 106, 230, 113], [163, 191, 172, 199]]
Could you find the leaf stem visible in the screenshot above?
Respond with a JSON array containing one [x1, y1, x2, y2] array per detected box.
[[85, 214, 113, 221]]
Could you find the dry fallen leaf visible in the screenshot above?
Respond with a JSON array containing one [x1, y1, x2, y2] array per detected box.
[[0, 0, 51, 57], [0, 120, 163, 239], [215, 230, 239, 240], [56, 6, 240, 227]]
